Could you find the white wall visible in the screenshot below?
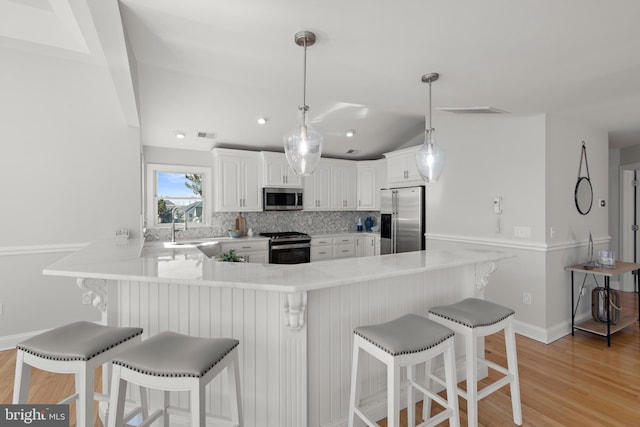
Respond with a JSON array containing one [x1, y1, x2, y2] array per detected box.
[[426, 113, 608, 343], [427, 113, 546, 241], [544, 115, 609, 337], [0, 48, 141, 344], [609, 148, 620, 258], [426, 113, 548, 335]]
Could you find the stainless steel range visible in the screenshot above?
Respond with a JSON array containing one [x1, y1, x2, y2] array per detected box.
[[260, 232, 311, 264]]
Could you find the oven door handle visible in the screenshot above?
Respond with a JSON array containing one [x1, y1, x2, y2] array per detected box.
[[271, 243, 311, 250]]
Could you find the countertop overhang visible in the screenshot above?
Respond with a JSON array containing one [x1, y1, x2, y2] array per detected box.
[[43, 238, 513, 293]]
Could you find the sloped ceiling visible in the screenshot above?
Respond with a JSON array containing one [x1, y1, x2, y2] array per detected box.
[[3, 0, 640, 158]]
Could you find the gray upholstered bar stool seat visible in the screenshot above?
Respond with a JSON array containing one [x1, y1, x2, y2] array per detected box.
[[13, 321, 144, 427], [108, 331, 243, 427], [348, 314, 459, 427], [428, 298, 522, 427]]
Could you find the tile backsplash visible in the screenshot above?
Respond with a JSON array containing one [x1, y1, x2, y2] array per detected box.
[[145, 211, 380, 241]]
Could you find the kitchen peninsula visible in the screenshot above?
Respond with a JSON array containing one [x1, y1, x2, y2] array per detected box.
[[44, 238, 512, 427]]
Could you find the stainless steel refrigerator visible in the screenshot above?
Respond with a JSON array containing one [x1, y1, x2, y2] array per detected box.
[[380, 186, 425, 254]]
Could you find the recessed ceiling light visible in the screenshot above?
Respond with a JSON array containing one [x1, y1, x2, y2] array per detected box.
[[173, 131, 186, 139], [257, 117, 269, 125], [346, 129, 356, 138]]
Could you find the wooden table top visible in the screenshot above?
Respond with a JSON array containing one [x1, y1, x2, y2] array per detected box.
[[565, 261, 640, 276]]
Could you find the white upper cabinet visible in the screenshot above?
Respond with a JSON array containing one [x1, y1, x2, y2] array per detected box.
[[213, 148, 262, 212], [303, 160, 332, 210], [384, 146, 423, 187], [262, 152, 302, 187], [304, 159, 357, 211], [357, 159, 386, 210], [329, 159, 357, 210]]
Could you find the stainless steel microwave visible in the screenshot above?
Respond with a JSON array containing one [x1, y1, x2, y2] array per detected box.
[[263, 187, 303, 211]]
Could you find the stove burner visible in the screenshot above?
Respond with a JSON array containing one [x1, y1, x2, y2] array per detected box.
[[260, 231, 310, 241]]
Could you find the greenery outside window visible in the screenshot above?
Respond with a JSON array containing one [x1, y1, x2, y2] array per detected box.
[[146, 164, 211, 227]]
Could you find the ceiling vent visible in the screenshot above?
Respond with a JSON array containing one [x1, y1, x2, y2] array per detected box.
[[197, 131, 217, 139], [436, 106, 509, 114]]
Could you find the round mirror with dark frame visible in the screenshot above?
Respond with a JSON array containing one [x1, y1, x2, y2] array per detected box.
[[575, 176, 593, 215], [575, 141, 592, 215]]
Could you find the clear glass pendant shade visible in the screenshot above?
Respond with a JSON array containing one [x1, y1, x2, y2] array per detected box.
[[284, 31, 323, 175], [284, 119, 323, 175], [415, 129, 445, 182]]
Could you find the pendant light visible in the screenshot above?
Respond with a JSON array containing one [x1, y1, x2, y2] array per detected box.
[[415, 72, 445, 182], [283, 31, 323, 175]]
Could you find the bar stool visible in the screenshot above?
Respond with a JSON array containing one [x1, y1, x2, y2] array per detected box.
[[348, 313, 460, 427], [107, 331, 243, 427], [13, 321, 144, 427], [428, 298, 522, 427]]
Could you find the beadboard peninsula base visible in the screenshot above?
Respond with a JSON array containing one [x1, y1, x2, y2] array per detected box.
[[44, 239, 511, 427]]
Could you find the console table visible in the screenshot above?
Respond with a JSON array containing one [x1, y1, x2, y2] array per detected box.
[[566, 262, 640, 346]]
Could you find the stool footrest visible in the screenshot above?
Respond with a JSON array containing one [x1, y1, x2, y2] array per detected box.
[[418, 408, 453, 427], [138, 409, 162, 427], [410, 379, 450, 411], [352, 406, 378, 426], [57, 393, 78, 406]]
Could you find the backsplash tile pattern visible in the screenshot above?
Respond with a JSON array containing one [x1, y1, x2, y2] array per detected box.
[[145, 211, 381, 241]]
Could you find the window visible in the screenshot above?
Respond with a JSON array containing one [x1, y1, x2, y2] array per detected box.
[[146, 164, 211, 227]]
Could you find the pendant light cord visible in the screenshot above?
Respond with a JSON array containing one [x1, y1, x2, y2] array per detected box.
[[428, 79, 432, 132], [301, 38, 308, 124]]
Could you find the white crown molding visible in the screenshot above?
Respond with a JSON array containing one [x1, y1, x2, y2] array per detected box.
[[0, 243, 87, 257]]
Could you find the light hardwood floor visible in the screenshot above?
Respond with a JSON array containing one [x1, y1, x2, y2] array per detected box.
[[1, 293, 639, 426]]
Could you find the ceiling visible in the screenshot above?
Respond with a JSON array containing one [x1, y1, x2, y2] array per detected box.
[[3, 0, 640, 159]]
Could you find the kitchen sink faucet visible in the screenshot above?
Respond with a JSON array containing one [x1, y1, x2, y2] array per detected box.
[[171, 206, 187, 242]]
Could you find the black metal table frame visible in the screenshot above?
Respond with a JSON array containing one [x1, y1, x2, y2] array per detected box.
[[570, 269, 640, 347]]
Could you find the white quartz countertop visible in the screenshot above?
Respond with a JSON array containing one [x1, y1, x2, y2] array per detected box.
[[44, 238, 512, 293]]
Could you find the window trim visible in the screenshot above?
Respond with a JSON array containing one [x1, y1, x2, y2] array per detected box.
[[145, 163, 212, 227]]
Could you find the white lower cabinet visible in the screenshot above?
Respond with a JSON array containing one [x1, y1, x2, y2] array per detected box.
[[219, 239, 269, 263], [356, 235, 376, 257], [332, 235, 355, 259], [311, 234, 379, 261], [311, 236, 333, 262], [311, 246, 333, 262]]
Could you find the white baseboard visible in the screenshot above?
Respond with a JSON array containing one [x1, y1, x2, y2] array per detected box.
[[514, 311, 594, 344], [0, 329, 49, 351], [0, 321, 105, 351]]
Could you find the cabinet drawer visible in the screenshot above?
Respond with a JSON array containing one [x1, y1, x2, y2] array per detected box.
[[333, 243, 355, 259], [311, 237, 333, 246], [333, 235, 355, 245], [220, 240, 269, 253], [311, 246, 333, 262]]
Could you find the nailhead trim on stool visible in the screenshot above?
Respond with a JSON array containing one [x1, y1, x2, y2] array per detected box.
[[428, 298, 522, 427], [348, 314, 460, 427], [13, 321, 145, 427], [108, 331, 243, 427], [17, 321, 143, 361]]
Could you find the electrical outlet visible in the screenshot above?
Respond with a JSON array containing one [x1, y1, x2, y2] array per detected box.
[[514, 226, 532, 238], [522, 292, 532, 305], [0, 303, 3, 315], [581, 288, 586, 296], [115, 229, 130, 239]]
